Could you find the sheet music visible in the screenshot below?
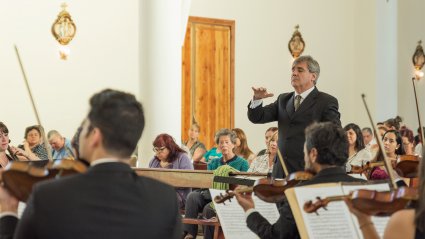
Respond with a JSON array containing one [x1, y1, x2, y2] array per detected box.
[[342, 183, 390, 238], [210, 189, 280, 239], [294, 185, 360, 239]]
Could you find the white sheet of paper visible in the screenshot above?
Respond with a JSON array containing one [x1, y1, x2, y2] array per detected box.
[[295, 185, 360, 239], [342, 183, 391, 238], [210, 189, 280, 239], [294, 183, 391, 239]]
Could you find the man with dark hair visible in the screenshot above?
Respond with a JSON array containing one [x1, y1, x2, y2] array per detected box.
[[248, 55, 341, 178], [235, 122, 365, 239], [0, 89, 182, 239]]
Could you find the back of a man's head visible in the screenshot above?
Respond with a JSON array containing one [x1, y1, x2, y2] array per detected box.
[[88, 89, 145, 158], [305, 122, 348, 166]]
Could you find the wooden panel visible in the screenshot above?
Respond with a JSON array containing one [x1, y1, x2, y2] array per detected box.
[[181, 25, 192, 143], [181, 17, 235, 149], [134, 168, 266, 188]]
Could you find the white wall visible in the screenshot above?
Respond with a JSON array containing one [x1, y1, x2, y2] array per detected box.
[[398, 0, 425, 132], [190, 0, 378, 153], [0, 1, 139, 145]]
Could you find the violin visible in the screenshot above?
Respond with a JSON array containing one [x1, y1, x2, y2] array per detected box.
[[1, 159, 87, 202], [214, 171, 313, 204], [303, 187, 418, 216], [349, 161, 385, 176], [395, 155, 419, 178]]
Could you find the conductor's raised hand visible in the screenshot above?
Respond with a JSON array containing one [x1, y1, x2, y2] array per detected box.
[[252, 87, 274, 100]]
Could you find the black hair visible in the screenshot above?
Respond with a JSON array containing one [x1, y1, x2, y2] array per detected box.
[[86, 89, 145, 158], [305, 122, 348, 166]]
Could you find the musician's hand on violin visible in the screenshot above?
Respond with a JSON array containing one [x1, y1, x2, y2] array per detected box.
[[343, 197, 371, 222], [234, 186, 255, 212], [0, 185, 19, 213], [252, 87, 274, 100]]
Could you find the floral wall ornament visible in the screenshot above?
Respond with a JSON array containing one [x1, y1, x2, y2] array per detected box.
[[288, 25, 305, 59], [51, 3, 76, 60], [412, 40, 425, 79]]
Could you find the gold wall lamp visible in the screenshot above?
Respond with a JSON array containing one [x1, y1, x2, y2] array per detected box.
[[51, 3, 76, 60], [412, 40, 425, 79], [288, 25, 305, 59]]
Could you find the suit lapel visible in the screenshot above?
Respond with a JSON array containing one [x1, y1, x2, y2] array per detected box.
[[285, 92, 295, 118], [293, 88, 319, 117]]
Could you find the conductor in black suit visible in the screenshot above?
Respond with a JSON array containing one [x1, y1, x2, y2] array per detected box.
[[0, 89, 182, 239], [248, 55, 341, 178]]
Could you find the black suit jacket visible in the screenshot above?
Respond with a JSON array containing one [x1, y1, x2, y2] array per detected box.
[[0, 162, 182, 239], [246, 167, 366, 239], [248, 87, 341, 177]]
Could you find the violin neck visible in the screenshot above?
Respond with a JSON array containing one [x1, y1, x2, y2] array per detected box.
[[325, 195, 347, 203], [235, 186, 254, 194]]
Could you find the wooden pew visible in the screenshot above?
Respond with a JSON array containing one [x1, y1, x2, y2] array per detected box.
[[134, 168, 267, 239], [133, 167, 267, 188]]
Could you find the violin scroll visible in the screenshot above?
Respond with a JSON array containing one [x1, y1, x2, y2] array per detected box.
[[213, 190, 238, 204], [303, 197, 330, 215]]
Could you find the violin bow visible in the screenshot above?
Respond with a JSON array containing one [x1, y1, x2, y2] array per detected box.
[[412, 78, 425, 146], [361, 94, 398, 189], [14, 45, 53, 161]]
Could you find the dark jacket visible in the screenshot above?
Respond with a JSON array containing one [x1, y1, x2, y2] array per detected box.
[[0, 162, 182, 239], [248, 87, 341, 177]]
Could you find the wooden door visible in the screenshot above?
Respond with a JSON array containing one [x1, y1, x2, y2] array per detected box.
[[182, 16, 235, 149]]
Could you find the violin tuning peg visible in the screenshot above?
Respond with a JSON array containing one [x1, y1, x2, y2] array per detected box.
[[323, 206, 327, 211], [314, 211, 319, 216]]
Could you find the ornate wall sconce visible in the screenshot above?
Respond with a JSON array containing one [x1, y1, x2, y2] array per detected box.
[[51, 3, 76, 60], [412, 40, 425, 79], [288, 25, 305, 59]]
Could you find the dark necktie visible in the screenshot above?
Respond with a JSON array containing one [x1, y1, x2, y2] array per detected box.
[[294, 95, 302, 111]]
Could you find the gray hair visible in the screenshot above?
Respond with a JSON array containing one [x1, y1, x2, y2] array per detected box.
[[293, 55, 320, 84], [214, 128, 237, 145], [362, 127, 373, 136], [47, 130, 62, 140]]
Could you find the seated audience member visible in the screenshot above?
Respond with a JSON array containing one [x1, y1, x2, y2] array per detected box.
[[183, 128, 249, 239], [256, 127, 278, 156], [345, 123, 372, 172], [377, 123, 389, 139], [362, 127, 378, 155], [0, 89, 182, 239], [414, 127, 424, 158], [249, 130, 278, 174], [232, 128, 256, 164], [400, 126, 415, 155], [346, 150, 425, 239], [384, 116, 403, 131], [183, 123, 207, 162], [149, 133, 193, 209], [14, 125, 48, 161], [0, 122, 17, 168], [48, 130, 75, 160], [369, 130, 406, 186], [235, 122, 365, 239], [201, 145, 222, 163]]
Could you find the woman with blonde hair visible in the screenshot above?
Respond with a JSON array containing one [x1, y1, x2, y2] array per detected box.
[[232, 128, 255, 164], [183, 123, 206, 162]]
